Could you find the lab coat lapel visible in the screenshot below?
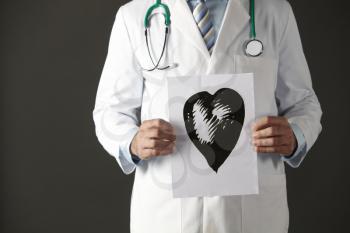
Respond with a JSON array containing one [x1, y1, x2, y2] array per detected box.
[[170, 0, 211, 61], [209, 0, 250, 68]]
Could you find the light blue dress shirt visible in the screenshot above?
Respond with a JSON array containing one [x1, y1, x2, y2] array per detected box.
[[121, 0, 307, 168]]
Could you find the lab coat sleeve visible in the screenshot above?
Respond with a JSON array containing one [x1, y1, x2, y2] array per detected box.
[[276, 2, 322, 168], [92, 6, 143, 174], [282, 123, 307, 167]]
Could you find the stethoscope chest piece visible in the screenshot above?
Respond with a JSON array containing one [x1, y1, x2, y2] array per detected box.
[[245, 39, 263, 57]]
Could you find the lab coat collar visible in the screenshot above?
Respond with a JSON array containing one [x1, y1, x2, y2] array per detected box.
[[169, 0, 250, 62], [212, 0, 250, 56]]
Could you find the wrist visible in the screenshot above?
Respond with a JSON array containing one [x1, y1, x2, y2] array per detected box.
[[130, 141, 136, 157], [130, 133, 141, 160], [129, 143, 141, 164], [285, 134, 298, 158]]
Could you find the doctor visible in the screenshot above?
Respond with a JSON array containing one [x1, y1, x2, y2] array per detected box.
[[93, 0, 322, 232]]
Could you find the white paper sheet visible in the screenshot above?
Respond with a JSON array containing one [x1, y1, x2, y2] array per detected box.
[[167, 73, 258, 198]]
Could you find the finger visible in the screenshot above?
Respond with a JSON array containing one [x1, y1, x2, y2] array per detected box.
[[143, 143, 175, 157], [143, 138, 174, 149], [143, 118, 174, 132], [146, 128, 176, 141], [254, 145, 291, 154], [158, 141, 176, 155], [252, 116, 288, 131], [253, 136, 287, 147], [141, 149, 159, 158], [253, 126, 287, 139]]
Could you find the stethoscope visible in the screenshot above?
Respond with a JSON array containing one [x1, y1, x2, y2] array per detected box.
[[143, 0, 263, 71], [144, 0, 173, 71]]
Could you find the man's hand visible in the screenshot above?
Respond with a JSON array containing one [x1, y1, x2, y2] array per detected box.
[[252, 116, 297, 156], [130, 119, 176, 160]]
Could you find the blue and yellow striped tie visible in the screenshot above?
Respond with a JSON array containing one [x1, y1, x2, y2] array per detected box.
[[192, 0, 216, 54]]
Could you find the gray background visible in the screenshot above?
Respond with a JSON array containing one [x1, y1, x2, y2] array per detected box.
[[1, 0, 349, 232]]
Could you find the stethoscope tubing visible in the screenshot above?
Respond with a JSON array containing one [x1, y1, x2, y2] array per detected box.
[[144, 26, 170, 71], [143, 0, 263, 71], [249, 0, 256, 39]]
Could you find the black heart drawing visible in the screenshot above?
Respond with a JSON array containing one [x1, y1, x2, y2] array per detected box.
[[183, 88, 245, 173]]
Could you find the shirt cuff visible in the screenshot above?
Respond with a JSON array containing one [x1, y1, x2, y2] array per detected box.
[[282, 123, 307, 168], [119, 128, 140, 166]]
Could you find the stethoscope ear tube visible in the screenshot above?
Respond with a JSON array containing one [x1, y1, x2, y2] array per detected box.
[[143, 26, 170, 71]]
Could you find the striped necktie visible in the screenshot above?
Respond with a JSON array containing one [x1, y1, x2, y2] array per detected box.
[[192, 0, 216, 54]]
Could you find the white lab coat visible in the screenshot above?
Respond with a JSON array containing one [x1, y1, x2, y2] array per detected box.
[[93, 0, 322, 232]]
